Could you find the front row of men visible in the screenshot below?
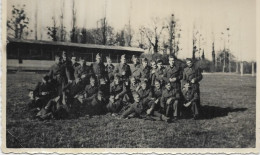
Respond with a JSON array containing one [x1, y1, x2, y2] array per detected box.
[[28, 52, 202, 122]]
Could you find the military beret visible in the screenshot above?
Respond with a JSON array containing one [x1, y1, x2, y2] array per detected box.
[[186, 58, 193, 62], [156, 59, 163, 64]]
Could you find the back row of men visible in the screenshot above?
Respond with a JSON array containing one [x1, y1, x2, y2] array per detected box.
[[28, 51, 203, 122]]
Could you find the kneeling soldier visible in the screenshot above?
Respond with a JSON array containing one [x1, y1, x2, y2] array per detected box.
[[161, 80, 181, 120], [182, 82, 200, 119]]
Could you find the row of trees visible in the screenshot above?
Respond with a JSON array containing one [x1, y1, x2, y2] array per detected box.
[[7, 3, 182, 56]]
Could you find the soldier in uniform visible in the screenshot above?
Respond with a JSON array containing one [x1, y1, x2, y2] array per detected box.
[[130, 55, 141, 80], [28, 75, 54, 118], [84, 76, 99, 102], [74, 57, 93, 83], [82, 90, 107, 116], [137, 79, 152, 110], [161, 79, 181, 120], [105, 56, 115, 81], [182, 58, 203, 103], [114, 54, 132, 81], [139, 58, 151, 82], [110, 75, 127, 101], [48, 55, 62, 96], [71, 56, 80, 80], [181, 82, 200, 119], [120, 93, 146, 119], [154, 59, 165, 86], [163, 55, 183, 91], [150, 60, 157, 88], [92, 53, 109, 98], [146, 80, 170, 122]]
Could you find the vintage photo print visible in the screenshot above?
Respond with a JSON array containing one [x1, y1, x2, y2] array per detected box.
[[1, 0, 259, 153]]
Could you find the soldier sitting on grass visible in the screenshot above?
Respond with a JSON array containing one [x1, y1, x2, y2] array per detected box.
[[181, 82, 200, 120], [28, 75, 55, 117], [161, 79, 181, 121], [84, 76, 99, 102], [120, 93, 146, 119], [146, 80, 170, 122], [123, 76, 141, 103]]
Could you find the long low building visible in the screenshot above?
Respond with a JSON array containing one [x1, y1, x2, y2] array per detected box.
[[6, 38, 144, 71]]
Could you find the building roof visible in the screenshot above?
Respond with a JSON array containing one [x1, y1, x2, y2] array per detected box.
[[7, 38, 144, 53]]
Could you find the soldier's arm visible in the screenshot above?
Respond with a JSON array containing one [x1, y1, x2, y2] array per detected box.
[[195, 68, 203, 83], [177, 68, 183, 81]]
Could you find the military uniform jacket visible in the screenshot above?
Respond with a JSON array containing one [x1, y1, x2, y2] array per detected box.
[[84, 84, 99, 99], [74, 65, 94, 80], [138, 88, 152, 105], [183, 65, 203, 84], [92, 62, 107, 79], [71, 63, 80, 80], [150, 68, 157, 86], [130, 82, 141, 93], [110, 82, 127, 98], [131, 63, 141, 79], [161, 88, 180, 103], [182, 88, 199, 103], [34, 82, 54, 98], [60, 59, 73, 81], [105, 64, 115, 80], [151, 87, 163, 100], [63, 80, 87, 97], [163, 64, 183, 83], [48, 63, 62, 81], [114, 63, 132, 80], [154, 67, 165, 82], [139, 65, 151, 80]]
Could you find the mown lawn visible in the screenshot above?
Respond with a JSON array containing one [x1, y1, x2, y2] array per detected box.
[[6, 72, 256, 148]]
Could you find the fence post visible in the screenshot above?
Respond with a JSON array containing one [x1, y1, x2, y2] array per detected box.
[[236, 62, 239, 73], [252, 62, 255, 76], [240, 62, 243, 76]]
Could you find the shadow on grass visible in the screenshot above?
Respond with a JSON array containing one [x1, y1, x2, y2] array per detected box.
[[200, 106, 247, 119]]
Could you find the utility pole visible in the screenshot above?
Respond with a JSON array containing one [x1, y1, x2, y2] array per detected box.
[[227, 28, 231, 73], [34, 0, 38, 40], [212, 42, 216, 72]]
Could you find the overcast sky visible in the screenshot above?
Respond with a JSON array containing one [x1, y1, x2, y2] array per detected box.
[[7, 0, 256, 61]]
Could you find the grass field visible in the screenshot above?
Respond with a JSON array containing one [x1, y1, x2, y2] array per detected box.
[[6, 72, 256, 148]]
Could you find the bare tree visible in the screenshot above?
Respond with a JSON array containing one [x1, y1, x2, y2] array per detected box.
[[47, 17, 59, 41], [59, 0, 66, 41], [139, 18, 166, 53], [124, 21, 134, 47], [70, 0, 77, 43], [7, 5, 31, 39]]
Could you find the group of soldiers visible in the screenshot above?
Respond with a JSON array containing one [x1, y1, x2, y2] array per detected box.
[[28, 51, 203, 122]]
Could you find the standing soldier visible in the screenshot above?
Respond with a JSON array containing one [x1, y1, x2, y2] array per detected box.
[[48, 55, 62, 96], [139, 58, 151, 82], [182, 58, 203, 102], [163, 55, 183, 91], [105, 56, 115, 81], [150, 60, 157, 88], [92, 53, 108, 84], [155, 59, 165, 86], [130, 55, 141, 80], [60, 51, 74, 105], [161, 80, 181, 120], [92, 53, 109, 97], [71, 56, 80, 80], [114, 54, 132, 81]]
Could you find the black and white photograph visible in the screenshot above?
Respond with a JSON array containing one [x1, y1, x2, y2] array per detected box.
[[2, 0, 259, 153]]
